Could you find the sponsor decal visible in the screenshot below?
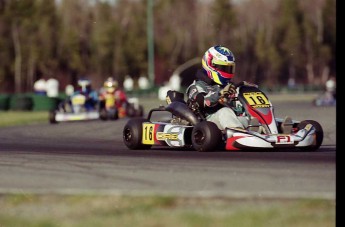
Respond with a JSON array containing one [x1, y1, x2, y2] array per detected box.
[[304, 124, 313, 131], [157, 132, 178, 140], [163, 125, 186, 147], [252, 104, 270, 108], [188, 88, 197, 99], [166, 96, 172, 104], [275, 135, 294, 144]]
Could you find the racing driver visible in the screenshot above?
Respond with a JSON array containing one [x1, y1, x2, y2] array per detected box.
[[186, 45, 251, 131]]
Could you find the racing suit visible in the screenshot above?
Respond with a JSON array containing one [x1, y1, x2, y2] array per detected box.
[[186, 69, 248, 130], [99, 87, 129, 118]]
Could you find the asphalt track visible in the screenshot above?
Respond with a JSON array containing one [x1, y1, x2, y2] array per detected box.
[[0, 99, 336, 199]]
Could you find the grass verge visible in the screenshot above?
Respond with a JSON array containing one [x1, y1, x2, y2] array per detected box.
[[0, 194, 335, 227], [0, 111, 49, 127]]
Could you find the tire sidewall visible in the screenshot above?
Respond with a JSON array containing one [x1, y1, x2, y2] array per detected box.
[[123, 118, 151, 149], [192, 121, 222, 152], [298, 120, 324, 151]]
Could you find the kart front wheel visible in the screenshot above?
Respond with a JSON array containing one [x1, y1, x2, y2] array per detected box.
[[298, 120, 323, 151], [123, 118, 152, 150], [126, 104, 136, 117], [192, 121, 222, 152]]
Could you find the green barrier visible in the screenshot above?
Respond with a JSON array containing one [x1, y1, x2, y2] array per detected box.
[[9, 95, 33, 111], [3, 93, 67, 111], [0, 94, 10, 110], [30, 94, 61, 111], [127, 86, 161, 98]]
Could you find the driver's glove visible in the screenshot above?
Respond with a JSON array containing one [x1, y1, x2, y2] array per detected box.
[[220, 83, 237, 96]]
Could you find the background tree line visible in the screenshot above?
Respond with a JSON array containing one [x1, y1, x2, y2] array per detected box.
[[0, 0, 336, 93]]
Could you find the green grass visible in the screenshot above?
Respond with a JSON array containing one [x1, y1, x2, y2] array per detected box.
[[0, 194, 335, 227], [0, 111, 49, 127]]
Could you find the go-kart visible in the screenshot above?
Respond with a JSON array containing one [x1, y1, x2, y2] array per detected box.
[[123, 81, 323, 152], [49, 93, 100, 124], [313, 92, 336, 107], [99, 96, 144, 121]]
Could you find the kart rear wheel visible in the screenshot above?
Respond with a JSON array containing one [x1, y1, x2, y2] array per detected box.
[[298, 120, 323, 151], [99, 108, 108, 121], [123, 118, 152, 150], [126, 104, 136, 117], [192, 121, 222, 152], [137, 105, 144, 117], [111, 110, 119, 120], [49, 110, 58, 124]]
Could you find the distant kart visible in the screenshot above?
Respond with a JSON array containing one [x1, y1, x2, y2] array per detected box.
[[313, 92, 336, 107], [49, 93, 100, 124], [123, 82, 323, 152], [99, 96, 144, 121]]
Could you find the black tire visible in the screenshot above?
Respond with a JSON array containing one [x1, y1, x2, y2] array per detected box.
[[313, 98, 322, 107], [123, 118, 152, 150], [99, 108, 108, 121], [126, 104, 136, 117], [192, 121, 222, 152], [99, 101, 108, 121], [137, 105, 144, 117], [297, 120, 323, 151], [49, 110, 58, 124], [111, 109, 119, 120]]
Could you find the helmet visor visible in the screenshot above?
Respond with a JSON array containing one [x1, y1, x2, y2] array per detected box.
[[213, 63, 235, 74]]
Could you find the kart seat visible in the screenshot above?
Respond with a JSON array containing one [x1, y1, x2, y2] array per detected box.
[[281, 116, 293, 134]]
